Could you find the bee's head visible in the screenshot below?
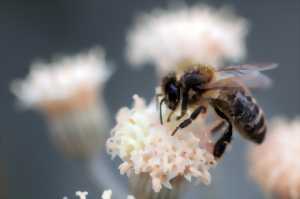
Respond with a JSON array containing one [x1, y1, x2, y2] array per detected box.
[[161, 73, 181, 111]]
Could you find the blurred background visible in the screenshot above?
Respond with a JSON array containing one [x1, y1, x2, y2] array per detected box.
[[1, 0, 299, 199]]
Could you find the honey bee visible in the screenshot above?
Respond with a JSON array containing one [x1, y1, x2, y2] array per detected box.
[[157, 63, 277, 158]]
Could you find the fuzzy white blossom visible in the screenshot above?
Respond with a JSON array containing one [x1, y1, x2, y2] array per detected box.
[[107, 95, 216, 192], [11, 47, 111, 109], [76, 191, 88, 199], [101, 189, 135, 199], [65, 190, 134, 199], [101, 190, 112, 199], [126, 5, 248, 76], [248, 117, 300, 199], [10, 47, 112, 158]]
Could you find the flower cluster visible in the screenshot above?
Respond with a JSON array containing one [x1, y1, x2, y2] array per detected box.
[[10, 47, 112, 158], [11, 47, 111, 112], [107, 95, 216, 192], [126, 5, 248, 76], [248, 117, 300, 199]]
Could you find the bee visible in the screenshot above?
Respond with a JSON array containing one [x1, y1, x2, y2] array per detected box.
[[157, 63, 277, 159]]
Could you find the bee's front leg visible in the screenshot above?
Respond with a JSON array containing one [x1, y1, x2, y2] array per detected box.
[[176, 90, 189, 120], [172, 105, 207, 136], [167, 110, 175, 122]]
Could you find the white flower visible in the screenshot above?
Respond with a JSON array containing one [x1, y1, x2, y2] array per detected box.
[[10, 47, 112, 158], [101, 190, 112, 199], [68, 190, 134, 199], [126, 5, 248, 76], [11, 47, 111, 109], [101, 189, 135, 199], [76, 191, 88, 199], [248, 117, 300, 199], [107, 95, 216, 192]]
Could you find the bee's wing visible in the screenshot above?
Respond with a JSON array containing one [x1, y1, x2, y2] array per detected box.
[[216, 63, 277, 89], [203, 78, 243, 91], [217, 63, 278, 75], [237, 72, 273, 89], [203, 75, 272, 93], [201, 78, 244, 100]]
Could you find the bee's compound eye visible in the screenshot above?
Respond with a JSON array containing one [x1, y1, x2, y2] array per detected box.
[[162, 74, 180, 110]]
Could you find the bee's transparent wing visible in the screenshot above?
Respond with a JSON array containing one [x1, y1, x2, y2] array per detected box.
[[238, 72, 273, 89], [217, 63, 278, 75], [203, 78, 243, 91], [216, 63, 277, 89], [203, 75, 272, 92]]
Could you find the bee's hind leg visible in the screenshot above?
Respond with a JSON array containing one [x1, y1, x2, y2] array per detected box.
[[213, 122, 232, 158], [171, 105, 207, 136], [213, 108, 233, 159]]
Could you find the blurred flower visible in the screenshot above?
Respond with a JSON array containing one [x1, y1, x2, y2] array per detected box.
[[101, 190, 112, 199], [106, 95, 216, 195], [11, 47, 111, 158], [11, 47, 110, 110], [66, 190, 134, 199], [248, 117, 300, 199], [101, 189, 135, 199], [126, 5, 248, 76], [76, 191, 88, 199]]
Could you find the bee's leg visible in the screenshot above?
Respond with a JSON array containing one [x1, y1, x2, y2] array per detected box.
[[213, 122, 232, 158], [209, 120, 226, 135], [156, 93, 165, 124], [167, 110, 175, 122], [213, 108, 233, 159], [172, 105, 207, 136], [176, 90, 189, 120]]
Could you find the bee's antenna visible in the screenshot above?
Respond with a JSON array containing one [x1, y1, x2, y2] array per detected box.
[[160, 98, 166, 125]]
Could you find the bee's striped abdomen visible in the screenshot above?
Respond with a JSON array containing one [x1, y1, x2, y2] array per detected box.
[[233, 93, 266, 144]]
